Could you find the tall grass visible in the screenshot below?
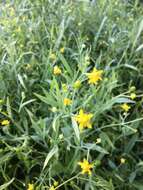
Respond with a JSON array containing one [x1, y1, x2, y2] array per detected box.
[[0, 0, 143, 189]]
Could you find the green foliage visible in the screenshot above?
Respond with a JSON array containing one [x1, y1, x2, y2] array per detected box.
[[0, 0, 143, 189]]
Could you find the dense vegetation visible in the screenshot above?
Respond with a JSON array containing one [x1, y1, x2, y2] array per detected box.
[[0, 0, 143, 189]]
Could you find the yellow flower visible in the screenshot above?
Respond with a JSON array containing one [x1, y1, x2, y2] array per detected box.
[[74, 109, 93, 131], [53, 66, 62, 75], [0, 99, 3, 104], [15, 26, 21, 33], [49, 186, 55, 190], [121, 103, 131, 112], [78, 159, 94, 175], [73, 80, 81, 89], [120, 158, 126, 164], [53, 181, 59, 187], [64, 98, 72, 106], [130, 93, 136, 100], [1, 120, 10, 126], [27, 183, 34, 190], [60, 47, 65, 53], [86, 68, 103, 84], [50, 53, 56, 61], [62, 83, 68, 92]]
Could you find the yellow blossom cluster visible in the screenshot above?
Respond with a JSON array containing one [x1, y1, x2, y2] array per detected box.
[[78, 159, 94, 175], [27, 183, 34, 190], [86, 68, 103, 84], [74, 109, 93, 131], [1, 120, 10, 126]]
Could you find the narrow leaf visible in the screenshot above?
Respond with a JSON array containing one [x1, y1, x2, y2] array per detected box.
[[0, 178, 14, 190], [43, 146, 58, 170], [71, 117, 80, 143]]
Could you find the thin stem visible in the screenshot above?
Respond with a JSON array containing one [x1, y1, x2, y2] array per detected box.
[[100, 117, 143, 129], [55, 173, 81, 189]]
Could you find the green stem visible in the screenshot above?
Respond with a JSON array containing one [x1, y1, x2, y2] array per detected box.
[[55, 173, 81, 189]]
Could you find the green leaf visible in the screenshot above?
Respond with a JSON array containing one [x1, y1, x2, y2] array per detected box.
[[52, 115, 60, 132], [124, 64, 138, 71], [133, 183, 143, 190], [100, 132, 115, 149], [136, 44, 143, 52], [125, 134, 138, 154], [114, 97, 134, 104], [34, 93, 56, 107], [6, 97, 13, 120], [0, 178, 14, 190], [59, 54, 73, 78], [133, 19, 143, 49], [17, 74, 27, 90], [83, 143, 109, 154], [95, 176, 114, 190], [129, 171, 136, 183], [43, 146, 58, 170], [71, 117, 80, 144], [19, 99, 36, 112]]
